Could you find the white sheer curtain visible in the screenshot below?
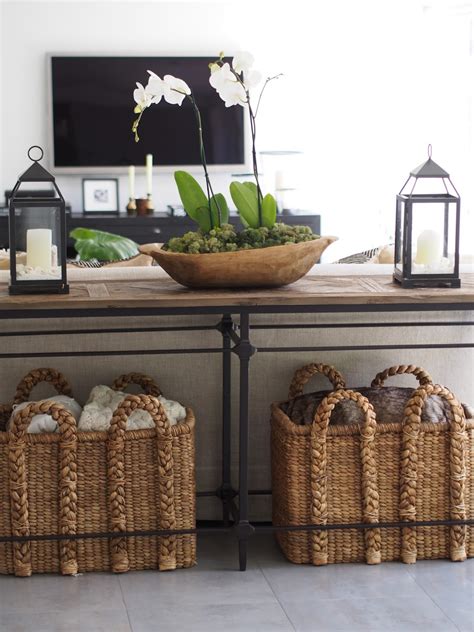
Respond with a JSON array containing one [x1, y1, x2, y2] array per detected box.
[[247, 0, 473, 259]]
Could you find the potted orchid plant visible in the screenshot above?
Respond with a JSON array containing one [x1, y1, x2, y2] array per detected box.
[[132, 53, 334, 287]]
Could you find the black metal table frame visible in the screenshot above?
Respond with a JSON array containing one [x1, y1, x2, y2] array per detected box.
[[0, 300, 473, 571]]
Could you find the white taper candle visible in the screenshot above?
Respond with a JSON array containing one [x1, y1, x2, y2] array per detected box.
[[146, 154, 153, 196], [128, 165, 135, 199]]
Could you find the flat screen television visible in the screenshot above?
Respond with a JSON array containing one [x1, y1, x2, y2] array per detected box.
[[48, 55, 247, 171]]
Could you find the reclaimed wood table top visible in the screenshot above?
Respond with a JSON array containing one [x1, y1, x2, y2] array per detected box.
[[0, 273, 473, 313]]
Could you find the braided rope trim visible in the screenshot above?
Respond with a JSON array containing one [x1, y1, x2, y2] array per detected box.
[[288, 363, 346, 399], [107, 394, 176, 573], [13, 368, 73, 405], [401, 383, 467, 564], [112, 373, 161, 397], [8, 401, 78, 576], [371, 365, 432, 389], [0, 403, 13, 432], [310, 389, 381, 566]]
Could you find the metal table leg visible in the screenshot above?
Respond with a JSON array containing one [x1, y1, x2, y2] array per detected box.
[[217, 313, 234, 525], [233, 311, 256, 570]]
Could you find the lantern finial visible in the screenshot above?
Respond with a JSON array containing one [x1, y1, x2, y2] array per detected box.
[[27, 146, 44, 162], [18, 146, 54, 183], [427, 144, 432, 159]]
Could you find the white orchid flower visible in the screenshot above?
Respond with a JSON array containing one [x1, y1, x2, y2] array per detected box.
[[220, 81, 247, 107], [209, 62, 235, 91], [209, 62, 247, 107], [133, 82, 154, 111], [146, 71, 164, 104], [162, 75, 191, 106], [243, 69, 261, 90], [232, 51, 254, 75]]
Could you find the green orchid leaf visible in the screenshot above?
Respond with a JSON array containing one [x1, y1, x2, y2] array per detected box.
[[70, 228, 139, 261], [242, 181, 262, 202], [195, 206, 212, 233], [174, 171, 208, 222], [230, 181, 259, 228], [210, 193, 229, 226], [261, 193, 277, 228], [239, 214, 250, 228]]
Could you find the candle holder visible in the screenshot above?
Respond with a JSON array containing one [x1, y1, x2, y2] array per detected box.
[[135, 198, 148, 216], [8, 146, 69, 295], [145, 193, 154, 215], [126, 197, 137, 215], [393, 145, 461, 289]]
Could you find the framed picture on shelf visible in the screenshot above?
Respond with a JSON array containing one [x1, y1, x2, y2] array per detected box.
[[82, 178, 119, 215]]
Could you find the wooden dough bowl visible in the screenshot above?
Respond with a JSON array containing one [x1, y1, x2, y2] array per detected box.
[[140, 236, 337, 289]]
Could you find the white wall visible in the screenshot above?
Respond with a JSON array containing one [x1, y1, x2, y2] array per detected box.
[[0, 2, 3, 198], [1, 0, 473, 253]]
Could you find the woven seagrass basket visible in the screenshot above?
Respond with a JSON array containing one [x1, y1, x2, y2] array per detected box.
[[271, 363, 474, 565], [0, 369, 196, 576]]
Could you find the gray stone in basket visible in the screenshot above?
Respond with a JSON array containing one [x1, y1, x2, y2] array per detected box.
[[282, 386, 473, 426]]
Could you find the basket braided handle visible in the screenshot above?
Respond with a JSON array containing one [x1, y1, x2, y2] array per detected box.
[[400, 383, 466, 564], [8, 401, 78, 577], [288, 363, 346, 399], [107, 394, 176, 573], [13, 368, 73, 405], [371, 365, 432, 389], [0, 403, 12, 431], [310, 389, 381, 566], [112, 373, 161, 397]]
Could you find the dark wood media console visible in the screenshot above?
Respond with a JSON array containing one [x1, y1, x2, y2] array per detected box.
[[0, 211, 321, 257]]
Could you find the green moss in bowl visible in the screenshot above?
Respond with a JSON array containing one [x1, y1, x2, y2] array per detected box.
[[164, 223, 318, 254]]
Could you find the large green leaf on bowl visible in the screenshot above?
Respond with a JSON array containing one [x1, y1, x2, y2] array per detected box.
[[70, 228, 139, 261]]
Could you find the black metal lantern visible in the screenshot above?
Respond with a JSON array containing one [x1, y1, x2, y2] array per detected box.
[[393, 146, 461, 289], [9, 147, 69, 295]]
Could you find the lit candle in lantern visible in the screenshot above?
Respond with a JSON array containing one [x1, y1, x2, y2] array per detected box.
[[146, 154, 153, 196], [415, 229, 442, 266], [128, 165, 135, 199], [26, 228, 52, 271]]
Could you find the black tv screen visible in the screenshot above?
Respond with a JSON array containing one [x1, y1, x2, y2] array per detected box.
[[50, 56, 245, 168]]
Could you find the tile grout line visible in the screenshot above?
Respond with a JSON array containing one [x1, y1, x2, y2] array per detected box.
[[117, 574, 135, 632], [406, 568, 463, 632], [258, 561, 297, 631]]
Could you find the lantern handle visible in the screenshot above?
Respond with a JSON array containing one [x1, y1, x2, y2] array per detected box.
[[27, 146, 44, 162], [427, 144, 432, 159]]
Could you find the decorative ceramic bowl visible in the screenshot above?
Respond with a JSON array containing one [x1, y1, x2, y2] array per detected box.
[[140, 236, 337, 289]]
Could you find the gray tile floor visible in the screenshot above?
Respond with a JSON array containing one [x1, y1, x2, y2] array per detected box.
[[0, 534, 472, 632]]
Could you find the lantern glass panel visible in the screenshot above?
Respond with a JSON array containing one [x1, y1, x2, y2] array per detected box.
[[410, 201, 456, 275], [394, 198, 404, 272], [13, 205, 62, 281]]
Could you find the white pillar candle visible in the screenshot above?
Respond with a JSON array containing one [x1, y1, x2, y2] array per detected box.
[[415, 229, 442, 266], [128, 165, 135, 199], [146, 154, 153, 195], [26, 229, 52, 271]]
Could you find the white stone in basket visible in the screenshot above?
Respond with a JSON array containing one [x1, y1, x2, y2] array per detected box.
[[9, 395, 82, 433], [77, 385, 186, 431]]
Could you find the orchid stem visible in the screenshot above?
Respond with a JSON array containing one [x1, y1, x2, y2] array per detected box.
[[228, 65, 263, 227], [188, 93, 222, 228], [254, 74, 282, 118], [247, 99, 263, 227]]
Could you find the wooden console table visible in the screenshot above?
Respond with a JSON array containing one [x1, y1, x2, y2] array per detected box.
[[0, 273, 473, 570]]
